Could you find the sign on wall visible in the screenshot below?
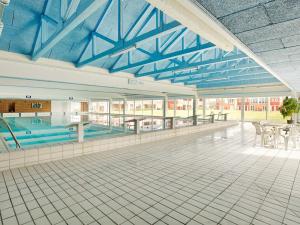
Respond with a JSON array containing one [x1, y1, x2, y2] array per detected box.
[[31, 103, 43, 109]]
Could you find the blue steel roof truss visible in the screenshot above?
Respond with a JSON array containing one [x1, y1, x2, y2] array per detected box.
[[0, 0, 280, 89]]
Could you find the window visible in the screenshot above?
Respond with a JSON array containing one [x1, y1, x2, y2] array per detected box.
[[143, 100, 153, 116], [126, 101, 134, 115], [153, 100, 163, 116], [70, 102, 81, 113], [268, 97, 285, 122], [222, 98, 241, 121], [111, 100, 124, 114], [245, 97, 267, 121], [175, 99, 192, 118], [197, 98, 203, 116], [91, 101, 109, 113], [167, 100, 175, 117], [134, 100, 143, 116]]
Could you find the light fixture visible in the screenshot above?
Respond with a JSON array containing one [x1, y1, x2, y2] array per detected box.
[[203, 77, 228, 82], [145, 0, 234, 52], [0, 21, 3, 36], [174, 66, 198, 74], [110, 45, 137, 58], [0, 0, 10, 6], [0, 0, 10, 37]]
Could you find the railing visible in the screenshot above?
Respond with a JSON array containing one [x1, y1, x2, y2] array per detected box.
[[0, 117, 21, 149], [88, 112, 232, 134]]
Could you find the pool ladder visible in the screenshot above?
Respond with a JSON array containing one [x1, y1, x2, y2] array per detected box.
[[0, 117, 21, 149]]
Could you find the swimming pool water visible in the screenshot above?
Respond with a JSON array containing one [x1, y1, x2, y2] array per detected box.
[[0, 116, 130, 150]]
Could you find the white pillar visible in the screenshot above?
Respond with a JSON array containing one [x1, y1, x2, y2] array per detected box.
[[193, 96, 198, 125], [266, 97, 270, 120], [163, 96, 168, 129], [174, 99, 177, 117], [151, 99, 154, 131], [123, 98, 127, 128], [77, 123, 84, 143], [202, 97, 206, 118], [108, 98, 112, 127], [241, 97, 245, 122], [134, 119, 140, 134]]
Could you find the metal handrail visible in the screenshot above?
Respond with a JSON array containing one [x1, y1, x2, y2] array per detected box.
[[0, 117, 21, 149], [89, 112, 166, 119]]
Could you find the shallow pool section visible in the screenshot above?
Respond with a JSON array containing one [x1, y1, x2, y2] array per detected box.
[[0, 116, 131, 151]]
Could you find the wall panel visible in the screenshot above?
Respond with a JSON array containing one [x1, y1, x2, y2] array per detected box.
[[0, 99, 51, 113]]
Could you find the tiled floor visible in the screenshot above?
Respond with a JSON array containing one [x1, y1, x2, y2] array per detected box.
[[0, 123, 300, 225]]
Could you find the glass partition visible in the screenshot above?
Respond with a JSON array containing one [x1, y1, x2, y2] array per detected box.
[[223, 98, 241, 121], [244, 97, 267, 121], [206, 98, 218, 115], [268, 97, 285, 122], [90, 101, 109, 125], [143, 100, 153, 116], [126, 101, 135, 115], [167, 100, 175, 117], [134, 100, 143, 116], [175, 98, 193, 118], [70, 102, 81, 113], [112, 100, 124, 114], [197, 98, 204, 116], [153, 100, 163, 116], [91, 101, 109, 113]]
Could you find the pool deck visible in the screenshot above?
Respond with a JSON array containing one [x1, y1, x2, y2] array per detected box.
[[0, 123, 299, 225], [0, 139, 6, 154]]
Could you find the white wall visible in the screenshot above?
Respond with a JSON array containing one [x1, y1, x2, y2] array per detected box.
[[51, 101, 71, 114]]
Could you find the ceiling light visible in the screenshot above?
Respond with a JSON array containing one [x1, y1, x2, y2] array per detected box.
[[0, 0, 10, 6], [174, 66, 198, 73], [0, 21, 3, 36], [109, 45, 137, 58], [145, 0, 234, 52], [204, 77, 228, 82]]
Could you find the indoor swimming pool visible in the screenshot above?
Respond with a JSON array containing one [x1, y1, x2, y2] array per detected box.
[[0, 115, 131, 151]]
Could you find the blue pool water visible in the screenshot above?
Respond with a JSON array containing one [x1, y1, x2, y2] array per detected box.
[[0, 116, 130, 150]]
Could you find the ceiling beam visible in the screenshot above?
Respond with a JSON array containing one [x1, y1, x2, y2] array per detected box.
[[185, 72, 270, 85], [123, 4, 153, 40], [135, 53, 248, 77], [110, 42, 215, 73], [77, 21, 183, 67], [197, 77, 279, 88], [32, 0, 107, 60], [156, 62, 260, 81], [174, 69, 266, 84]]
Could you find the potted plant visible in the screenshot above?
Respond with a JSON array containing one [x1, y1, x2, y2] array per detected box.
[[279, 97, 300, 124]]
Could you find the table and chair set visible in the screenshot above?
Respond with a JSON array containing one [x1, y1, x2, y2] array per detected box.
[[252, 121, 300, 150]]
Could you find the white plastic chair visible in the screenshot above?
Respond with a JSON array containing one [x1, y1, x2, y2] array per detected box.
[[278, 126, 292, 150], [252, 122, 275, 147], [279, 125, 299, 150]]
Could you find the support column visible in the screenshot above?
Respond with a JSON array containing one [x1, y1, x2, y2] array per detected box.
[[151, 99, 154, 131], [88, 99, 92, 113], [77, 123, 84, 143], [266, 97, 270, 120], [241, 97, 245, 122], [123, 98, 127, 129], [202, 97, 206, 118], [108, 98, 112, 127], [163, 96, 168, 129], [134, 119, 140, 134], [174, 99, 177, 117], [193, 96, 198, 126]]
